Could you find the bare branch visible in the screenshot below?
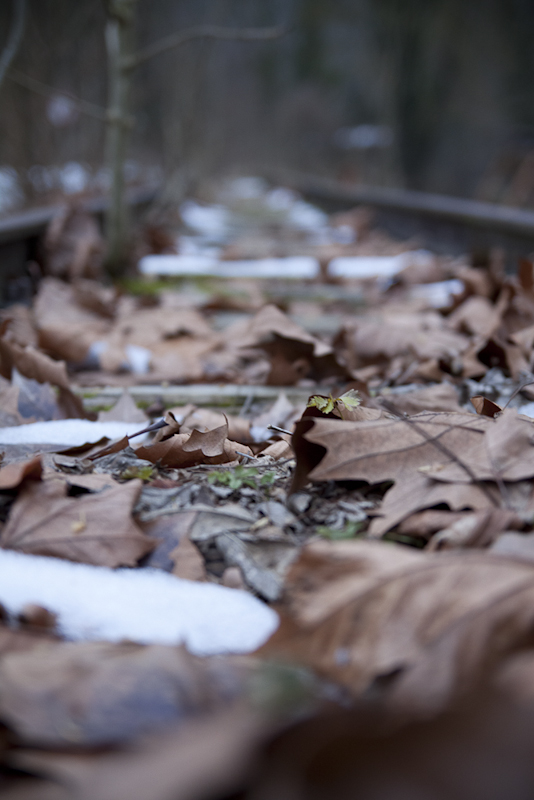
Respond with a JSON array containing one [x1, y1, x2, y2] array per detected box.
[[0, 0, 26, 90], [125, 23, 288, 70], [7, 68, 108, 121]]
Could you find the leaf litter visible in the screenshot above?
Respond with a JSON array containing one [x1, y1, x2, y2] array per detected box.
[[6, 183, 534, 797]]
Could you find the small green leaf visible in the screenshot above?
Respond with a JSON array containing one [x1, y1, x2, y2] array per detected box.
[[337, 389, 361, 410], [208, 466, 261, 490], [121, 465, 155, 481], [260, 471, 276, 486], [316, 520, 365, 540], [307, 395, 335, 414]]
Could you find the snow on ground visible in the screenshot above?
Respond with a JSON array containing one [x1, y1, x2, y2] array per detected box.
[[0, 420, 149, 446], [0, 549, 279, 655]]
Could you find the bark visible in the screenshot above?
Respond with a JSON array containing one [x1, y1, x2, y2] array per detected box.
[[103, 0, 138, 278], [0, 0, 26, 91]]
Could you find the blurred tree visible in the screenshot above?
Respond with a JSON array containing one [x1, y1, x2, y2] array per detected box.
[[0, 0, 26, 91], [103, 0, 285, 276]]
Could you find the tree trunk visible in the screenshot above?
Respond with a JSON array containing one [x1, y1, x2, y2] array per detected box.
[[104, 0, 138, 278]]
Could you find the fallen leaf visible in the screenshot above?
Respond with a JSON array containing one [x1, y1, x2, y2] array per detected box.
[[247, 689, 534, 800], [294, 411, 490, 487], [381, 382, 463, 415], [423, 409, 534, 483], [97, 390, 148, 423], [136, 422, 252, 468], [426, 508, 518, 551], [367, 471, 500, 538], [170, 537, 207, 582], [0, 455, 42, 489], [0, 640, 243, 746], [238, 304, 348, 384], [0, 337, 91, 420], [471, 395, 502, 417], [10, 703, 265, 800], [1, 479, 153, 567], [33, 277, 111, 364], [262, 539, 534, 713]]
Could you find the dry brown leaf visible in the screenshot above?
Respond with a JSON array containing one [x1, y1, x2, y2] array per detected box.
[[86, 435, 130, 461], [33, 277, 111, 364], [0, 381, 26, 427], [1, 479, 153, 567], [296, 412, 490, 487], [490, 532, 534, 563], [246, 689, 534, 800], [149, 337, 218, 382], [0, 337, 90, 420], [44, 206, 103, 281], [423, 409, 534, 483], [97, 390, 147, 424], [397, 509, 470, 538], [148, 409, 182, 443], [382, 383, 462, 415], [0, 303, 38, 348], [238, 304, 347, 384], [177, 408, 255, 446], [170, 537, 207, 581], [426, 508, 518, 551], [337, 312, 469, 372], [0, 640, 242, 746], [448, 295, 502, 338], [0, 455, 42, 489], [260, 439, 293, 460], [136, 422, 252, 468], [263, 539, 534, 713], [11, 703, 264, 800], [367, 471, 500, 538], [471, 395, 502, 417]]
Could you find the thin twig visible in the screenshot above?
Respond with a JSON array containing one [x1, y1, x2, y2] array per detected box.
[[125, 23, 288, 70], [267, 424, 292, 436], [379, 399, 500, 507], [502, 375, 534, 410], [0, 0, 26, 90], [236, 451, 255, 461], [127, 418, 167, 439]]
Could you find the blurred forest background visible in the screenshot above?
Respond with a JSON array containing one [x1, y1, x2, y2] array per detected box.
[[2, 0, 534, 214]]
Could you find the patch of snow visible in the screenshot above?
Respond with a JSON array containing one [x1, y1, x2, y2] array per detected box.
[[46, 95, 79, 127], [0, 167, 23, 213], [0, 550, 279, 654], [287, 200, 328, 230], [410, 279, 465, 308], [139, 255, 319, 279], [124, 344, 152, 375], [139, 254, 218, 276], [225, 176, 268, 200], [58, 162, 90, 194], [265, 187, 298, 211], [180, 200, 230, 241], [218, 256, 318, 279], [518, 402, 534, 419], [0, 419, 149, 446], [328, 250, 434, 280]]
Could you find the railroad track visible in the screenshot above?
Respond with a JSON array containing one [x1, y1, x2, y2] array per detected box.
[[0, 183, 158, 305], [2, 174, 534, 305], [277, 171, 534, 267]]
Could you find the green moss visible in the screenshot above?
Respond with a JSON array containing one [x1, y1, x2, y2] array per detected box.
[[121, 464, 155, 481], [316, 520, 365, 540], [208, 466, 276, 491]]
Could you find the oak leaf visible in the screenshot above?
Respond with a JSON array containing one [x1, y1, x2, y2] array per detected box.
[[263, 539, 534, 713], [1, 479, 153, 567]]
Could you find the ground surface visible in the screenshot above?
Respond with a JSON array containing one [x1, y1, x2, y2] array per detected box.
[[1, 179, 534, 798]]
